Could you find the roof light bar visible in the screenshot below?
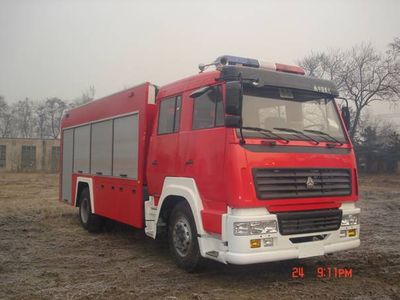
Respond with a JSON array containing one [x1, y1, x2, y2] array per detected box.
[[275, 63, 305, 75], [214, 55, 305, 75], [215, 55, 259, 68]]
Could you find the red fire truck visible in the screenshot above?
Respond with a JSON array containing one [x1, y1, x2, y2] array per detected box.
[[60, 55, 360, 271]]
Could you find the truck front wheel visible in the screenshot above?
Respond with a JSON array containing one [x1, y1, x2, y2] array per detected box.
[[79, 187, 103, 233], [168, 201, 203, 272]]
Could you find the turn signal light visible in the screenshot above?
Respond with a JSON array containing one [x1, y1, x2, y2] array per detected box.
[[347, 229, 357, 237], [250, 239, 261, 248]]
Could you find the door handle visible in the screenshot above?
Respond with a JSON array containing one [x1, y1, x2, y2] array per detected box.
[[185, 159, 193, 165], [152, 160, 158, 166]]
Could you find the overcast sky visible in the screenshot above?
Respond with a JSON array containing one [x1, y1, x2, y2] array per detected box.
[[0, 0, 399, 115]]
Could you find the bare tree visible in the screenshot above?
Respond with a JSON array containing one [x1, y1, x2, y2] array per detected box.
[[355, 116, 400, 173], [12, 98, 34, 138], [45, 98, 67, 138], [390, 37, 400, 55], [300, 49, 346, 89], [299, 40, 400, 139], [72, 85, 96, 107], [0, 96, 13, 138], [1, 89, 91, 139], [35, 101, 51, 138]]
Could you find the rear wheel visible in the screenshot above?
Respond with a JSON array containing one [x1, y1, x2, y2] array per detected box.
[[168, 201, 204, 272], [79, 187, 103, 233]]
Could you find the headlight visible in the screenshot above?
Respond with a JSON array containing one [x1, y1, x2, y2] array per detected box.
[[233, 222, 250, 235], [234, 220, 277, 236], [341, 214, 360, 226]]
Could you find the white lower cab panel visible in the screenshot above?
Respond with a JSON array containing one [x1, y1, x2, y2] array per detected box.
[[198, 203, 361, 265]]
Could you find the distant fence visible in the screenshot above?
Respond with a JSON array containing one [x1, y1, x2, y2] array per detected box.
[[0, 138, 60, 173]]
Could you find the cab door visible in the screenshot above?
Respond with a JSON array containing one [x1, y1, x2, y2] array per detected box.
[[147, 96, 182, 196], [183, 85, 226, 208]]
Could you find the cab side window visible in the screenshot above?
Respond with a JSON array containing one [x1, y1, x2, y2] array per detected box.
[[192, 86, 224, 129], [157, 96, 182, 135]]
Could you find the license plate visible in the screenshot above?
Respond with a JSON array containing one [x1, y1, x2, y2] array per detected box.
[[298, 241, 324, 258]]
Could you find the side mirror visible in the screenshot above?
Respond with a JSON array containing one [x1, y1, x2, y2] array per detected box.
[[225, 115, 242, 128], [341, 106, 351, 131], [225, 81, 242, 115]]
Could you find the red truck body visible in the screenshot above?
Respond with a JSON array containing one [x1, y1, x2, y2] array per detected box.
[[60, 56, 360, 269], [61, 83, 155, 228]]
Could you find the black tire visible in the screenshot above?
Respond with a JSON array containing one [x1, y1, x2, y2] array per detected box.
[[79, 187, 103, 233], [168, 201, 204, 272]]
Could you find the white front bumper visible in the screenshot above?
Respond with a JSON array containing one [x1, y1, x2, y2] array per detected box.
[[223, 238, 360, 265], [201, 203, 361, 265]]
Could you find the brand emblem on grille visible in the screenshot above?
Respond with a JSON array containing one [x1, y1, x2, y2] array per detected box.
[[306, 176, 315, 189]]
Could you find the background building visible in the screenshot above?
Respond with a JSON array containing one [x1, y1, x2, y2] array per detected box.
[[0, 138, 60, 172]]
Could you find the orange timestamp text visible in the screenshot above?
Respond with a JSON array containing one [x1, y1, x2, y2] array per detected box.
[[291, 266, 353, 279]]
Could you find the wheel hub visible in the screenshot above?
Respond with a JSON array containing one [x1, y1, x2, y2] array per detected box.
[[173, 217, 192, 257]]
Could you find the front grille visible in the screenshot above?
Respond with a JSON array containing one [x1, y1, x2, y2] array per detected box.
[[277, 209, 342, 235], [253, 168, 351, 200]]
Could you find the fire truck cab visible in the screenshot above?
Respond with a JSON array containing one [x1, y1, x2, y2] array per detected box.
[[60, 55, 360, 271]]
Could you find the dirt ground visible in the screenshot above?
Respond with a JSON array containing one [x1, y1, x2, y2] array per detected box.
[[0, 173, 399, 300]]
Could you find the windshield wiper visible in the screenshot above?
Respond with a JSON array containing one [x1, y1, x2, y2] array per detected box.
[[303, 129, 344, 146], [242, 126, 290, 143], [273, 127, 319, 145]]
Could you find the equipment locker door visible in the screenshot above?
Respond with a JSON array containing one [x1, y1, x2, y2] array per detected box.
[[62, 129, 74, 203]]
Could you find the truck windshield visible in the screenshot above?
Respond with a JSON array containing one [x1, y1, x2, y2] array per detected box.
[[241, 87, 347, 143]]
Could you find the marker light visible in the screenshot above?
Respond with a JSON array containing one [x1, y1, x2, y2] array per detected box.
[[263, 238, 274, 247], [214, 55, 305, 75]]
